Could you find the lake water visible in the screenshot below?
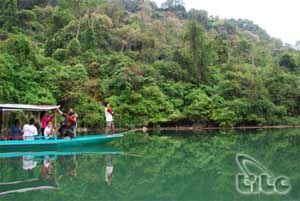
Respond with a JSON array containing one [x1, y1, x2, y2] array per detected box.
[[0, 128, 299, 201]]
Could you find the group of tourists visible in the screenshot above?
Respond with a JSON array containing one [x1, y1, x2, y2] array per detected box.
[[9, 102, 114, 140], [10, 108, 78, 140]]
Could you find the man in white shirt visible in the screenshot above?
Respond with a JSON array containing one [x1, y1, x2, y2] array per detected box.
[[105, 103, 114, 135], [23, 118, 38, 140]]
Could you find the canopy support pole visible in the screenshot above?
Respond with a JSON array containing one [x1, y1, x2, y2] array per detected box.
[[0, 108, 2, 135], [54, 110, 57, 130]]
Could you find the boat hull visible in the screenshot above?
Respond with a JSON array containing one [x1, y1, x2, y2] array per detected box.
[[0, 134, 123, 151]]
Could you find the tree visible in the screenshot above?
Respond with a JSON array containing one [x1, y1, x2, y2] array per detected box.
[[17, 9, 37, 30], [161, 0, 186, 18], [0, 0, 17, 31], [184, 20, 211, 83], [212, 37, 230, 64], [295, 40, 300, 50], [57, 0, 101, 39], [80, 28, 97, 50], [4, 35, 36, 64], [67, 39, 81, 56], [45, 32, 72, 56], [161, 0, 185, 10], [50, 8, 74, 34], [17, 0, 48, 9], [187, 9, 210, 29], [279, 54, 297, 71]]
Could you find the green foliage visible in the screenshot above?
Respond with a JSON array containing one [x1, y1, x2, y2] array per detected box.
[[0, 53, 18, 102], [0, 0, 17, 31], [279, 53, 298, 71], [228, 18, 271, 40], [50, 8, 74, 33], [17, 9, 37, 22], [212, 38, 230, 64], [45, 32, 72, 56], [184, 20, 211, 83], [183, 89, 211, 122], [80, 29, 97, 50], [210, 107, 237, 126], [21, 84, 56, 104], [187, 9, 211, 29], [264, 70, 300, 114], [1, 0, 300, 128], [67, 39, 81, 56], [161, 0, 185, 10], [53, 48, 68, 61], [74, 94, 103, 128], [153, 60, 188, 81], [3, 34, 36, 64]]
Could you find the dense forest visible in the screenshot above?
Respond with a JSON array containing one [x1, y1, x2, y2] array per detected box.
[[0, 0, 300, 128]]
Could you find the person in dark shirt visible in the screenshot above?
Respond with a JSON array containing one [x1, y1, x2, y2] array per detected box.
[[10, 119, 22, 138], [57, 108, 77, 138]]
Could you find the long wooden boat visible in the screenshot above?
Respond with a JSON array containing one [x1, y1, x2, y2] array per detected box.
[[0, 134, 123, 150], [0, 104, 123, 149]]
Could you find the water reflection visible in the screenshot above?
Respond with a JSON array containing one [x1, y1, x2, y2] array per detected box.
[[57, 155, 78, 178], [1, 154, 58, 195], [105, 155, 114, 185], [0, 129, 300, 201], [22, 155, 37, 170], [0, 145, 122, 196], [41, 156, 55, 179]]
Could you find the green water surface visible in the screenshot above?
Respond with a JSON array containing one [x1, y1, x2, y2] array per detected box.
[[0, 128, 299, 201]]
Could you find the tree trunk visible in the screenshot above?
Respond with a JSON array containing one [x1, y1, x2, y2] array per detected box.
[[251, 54, 257, 98], [76, 17, 81, 40]]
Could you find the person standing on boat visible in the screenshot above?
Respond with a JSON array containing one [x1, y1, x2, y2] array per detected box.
[[23, 118, 38, 140], [40, 111, 53, 136], [57, 108, 77, 138], [105, 103, 114, 135], [57, 108, 70, 132]]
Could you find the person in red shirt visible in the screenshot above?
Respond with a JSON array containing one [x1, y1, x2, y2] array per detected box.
[[40, 111, 53, 136]]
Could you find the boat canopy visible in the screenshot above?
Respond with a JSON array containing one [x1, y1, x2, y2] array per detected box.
[[0, 104, 60, 134], [0, 104, 60, 111]]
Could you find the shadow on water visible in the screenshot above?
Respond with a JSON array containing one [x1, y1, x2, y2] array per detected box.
[[0, 128, 299, 201]]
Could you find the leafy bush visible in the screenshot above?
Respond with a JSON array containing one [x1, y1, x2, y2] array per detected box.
[[3, 34, 36, 64], [52, 48, 67, 62], [67, 39, 81, 56]]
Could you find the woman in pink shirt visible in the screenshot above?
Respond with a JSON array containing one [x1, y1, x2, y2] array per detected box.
[[40, 111, 53, 136]]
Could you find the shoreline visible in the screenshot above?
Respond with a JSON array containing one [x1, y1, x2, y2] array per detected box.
[[1, 125, 298, 136], [77, 125, 300, 133]]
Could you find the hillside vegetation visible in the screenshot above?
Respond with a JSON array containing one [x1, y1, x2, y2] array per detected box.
[[1, 0, 300, 128]]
